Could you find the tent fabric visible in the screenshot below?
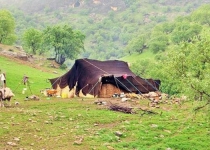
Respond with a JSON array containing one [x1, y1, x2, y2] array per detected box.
[[49, 58, 160, 97], [101, 75, 160, 94]]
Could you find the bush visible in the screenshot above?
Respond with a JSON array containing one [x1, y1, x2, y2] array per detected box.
[[60, 64, 67, 70]]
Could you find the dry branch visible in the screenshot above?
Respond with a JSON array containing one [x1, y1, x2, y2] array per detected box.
[[194, 100, 210, 111], [109, 104, 133, 114]]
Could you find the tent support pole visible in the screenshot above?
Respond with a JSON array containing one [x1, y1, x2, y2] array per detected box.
[[87, 81, 100, 96]]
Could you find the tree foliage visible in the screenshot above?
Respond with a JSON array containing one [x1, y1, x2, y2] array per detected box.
[[191, 4, 210, 26], [0, 9, 16, 44], [43, 24, 85, 65], [156, 29, 210, 101], [125, 34, 148, 54], [1, 1, 208, 60], [149, 34, 168, 53], [126, 4, 210, 103], [171, 22, 202, 44], [22, 28, 43, 54], [130, 59, 154, 78], [126, 5, 209, 55]]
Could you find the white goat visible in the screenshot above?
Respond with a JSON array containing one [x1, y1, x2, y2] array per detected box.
[[0, 87, 15, 107]]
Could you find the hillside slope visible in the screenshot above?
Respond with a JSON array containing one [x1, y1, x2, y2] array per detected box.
[[0, 0, 210, 60], [0, 44, 66, 74]]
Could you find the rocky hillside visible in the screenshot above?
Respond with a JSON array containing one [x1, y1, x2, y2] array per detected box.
[[0, 44, 28, 61], [0, 43, 63, 74], [0, 0, 210, 60], [1, 0, 209, 14], [0, 0, 127, 14]]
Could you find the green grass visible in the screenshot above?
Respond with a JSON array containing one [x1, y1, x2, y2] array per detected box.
[[0, 56, 63, 98], [0, 99, 209, 150], [0, 56, 210, 150], [120, 51, 156, 64]]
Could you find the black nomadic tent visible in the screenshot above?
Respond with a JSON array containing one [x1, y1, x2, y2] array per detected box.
[[49, 58, 160, 98]]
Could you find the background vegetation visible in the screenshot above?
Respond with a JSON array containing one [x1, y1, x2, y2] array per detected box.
[[0, 0, 209, 60]]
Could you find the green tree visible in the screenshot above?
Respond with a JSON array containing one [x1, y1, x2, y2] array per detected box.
[[157, 22, 174, 34], [0, 9, 16, 44], [171, 22, 202, 44], [156, 29, 210, 101], [125, 34, 148, 54], [130, 59, 154, 78], [43, 24, 85, 65], [149, 33, 168, 53], [22, 28, 43, 55], [191, 4, 210, 26]]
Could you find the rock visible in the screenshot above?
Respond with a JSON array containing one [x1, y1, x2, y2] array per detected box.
[[94, 100, 103, 105], [142, 93, 149, 98], [159, 134, 164, 138], [15, 101, 19, 105], [155, 105, 160, 108], [7, 141, 17, 146], [151, 124, 158, 128], [164, 130, 171, 134], [73, 140, 82, 145], [161, 93, 169, 100], [102, 101, 107, 105], [150, 102, 156, 107], [115, 131, 123, 137], [44, 121, 49, 124], [28, 95, 40, 101], [121, 97, 130, 102], [36, 128, 41, 132], [73, 136, 84, 145], [107, 146, 114, 150], [148, 92, 159, 97], [13, 137, 20, 142], [153, 99, 159, 103]]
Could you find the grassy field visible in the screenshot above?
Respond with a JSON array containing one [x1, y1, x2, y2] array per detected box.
[[0, 56, 210, 150], [0, 55, 63, 98], [120, 51, 156, 64]]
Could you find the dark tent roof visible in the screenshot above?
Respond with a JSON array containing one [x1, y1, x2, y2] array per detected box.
[[49, 58, 160, 96]]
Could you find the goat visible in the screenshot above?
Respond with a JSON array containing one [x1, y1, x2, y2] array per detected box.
[[40, 89, 57, 97], [0, 87, 15, 107]]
